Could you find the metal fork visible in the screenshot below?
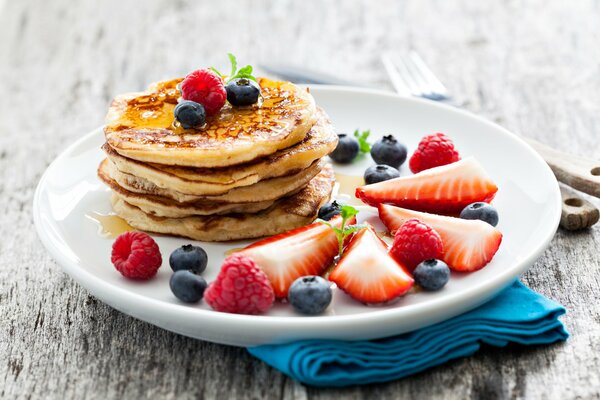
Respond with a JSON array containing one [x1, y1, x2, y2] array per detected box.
[[381, 51, 451, 102]]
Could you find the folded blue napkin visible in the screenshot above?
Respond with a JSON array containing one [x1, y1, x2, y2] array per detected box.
[[248, 281, 568, 387]]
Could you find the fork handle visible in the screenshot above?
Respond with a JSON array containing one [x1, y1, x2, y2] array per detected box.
[[524, 138, 600, 199]]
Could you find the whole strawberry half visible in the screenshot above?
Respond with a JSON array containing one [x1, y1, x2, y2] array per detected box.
[[356, 157, 498, 215], [329, 225, 414, 304], [239, 215, 355, 299], [378, 204, 502, 272]]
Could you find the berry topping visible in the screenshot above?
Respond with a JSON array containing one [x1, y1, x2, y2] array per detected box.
[[111, 231, 162, 280], [460, 202, 499, 227], [226, 78, 261, 106], [173, 100, 206, 129], [170, 270, 208, 303], [378, 204, 502, 272], [317, 200, 343, 221], [180, 69, 227, 115], [356, 157, 498, 214], [288, 276, 333, 315], [204, 254, 275, 314], [240, 215, 353, 298], [409, 132, 460, 173], [364, 164, 400, 185], [370, 135, 407, 168], [389, 218, 444, 272], [330, 133, 359, 164], [329, 225, 414, 304], [413, 259, 450, 291], [169, 244, 208, 274]]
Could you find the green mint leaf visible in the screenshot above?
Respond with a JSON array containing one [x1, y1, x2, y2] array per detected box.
[[210, 67, 223, 77], [223, 54, 258, 83], [227, 53, 237, 79], [354, 129, 371, 153], [238, 65, 253, 76], [340, 205, 359, 221]]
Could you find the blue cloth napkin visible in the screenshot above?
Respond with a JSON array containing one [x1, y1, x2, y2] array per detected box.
[[248, 281, 568, 387]]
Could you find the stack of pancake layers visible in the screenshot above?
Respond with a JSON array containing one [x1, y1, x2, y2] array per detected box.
[[99, 77, 338, 241]]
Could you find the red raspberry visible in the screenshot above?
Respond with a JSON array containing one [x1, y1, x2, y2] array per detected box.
[[204, 254, 275, 315], [409, 133, 460, 173], [180, 69, 227, 115], [111, 232, 162, 280], [389, 218, 444, 273]]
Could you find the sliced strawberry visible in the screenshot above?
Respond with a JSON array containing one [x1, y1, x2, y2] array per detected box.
[[378, 204, 502, 272], [239, 215, 355, 299], [356, 157, 498, 214], [329, 225, 413, 304]]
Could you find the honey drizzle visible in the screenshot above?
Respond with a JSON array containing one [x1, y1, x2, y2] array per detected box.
[[332, 173, 365, 206], [224, 247, 245, 256], [86, 212, 134, 238]]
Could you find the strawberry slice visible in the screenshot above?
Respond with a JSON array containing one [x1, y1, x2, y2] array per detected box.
[[355, 157, 498, 214], [239, 215, 355, 299], [329, 225, 414, 304], [378, 204, 502, 272]]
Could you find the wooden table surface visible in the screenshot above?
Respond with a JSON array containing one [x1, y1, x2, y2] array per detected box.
[[1, 0, 599, 398]]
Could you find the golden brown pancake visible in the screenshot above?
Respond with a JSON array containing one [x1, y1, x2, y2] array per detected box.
[[104, 77, 317, 168], [110, 165, 335, 242], [103, 108, 337, 196], [98, 165, 294, 218], [98, 158, 325, 204]]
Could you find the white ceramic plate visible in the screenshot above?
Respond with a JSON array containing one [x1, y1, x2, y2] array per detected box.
[[33, 86, 561, 346]]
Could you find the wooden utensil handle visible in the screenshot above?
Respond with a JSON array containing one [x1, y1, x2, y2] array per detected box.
[[524, 138, 600, 198], [559, 185, 599, 230]]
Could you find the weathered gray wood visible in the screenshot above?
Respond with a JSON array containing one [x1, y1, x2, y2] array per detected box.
[[560, 185, 599, 230], [526, 137, 600, 199], [1, 0, 599, 399]]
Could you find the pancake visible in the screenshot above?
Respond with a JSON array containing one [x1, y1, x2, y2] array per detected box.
[[99, 157, 325, 204], [105, 77, 317, 168], [103, 109, 337, 196], [98, 165, 292, 217], [110, 165, 335, 242]]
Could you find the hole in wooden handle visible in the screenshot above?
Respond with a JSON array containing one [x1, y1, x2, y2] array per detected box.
[[591, 166, 600, 176], [565, 198, 583, 207]]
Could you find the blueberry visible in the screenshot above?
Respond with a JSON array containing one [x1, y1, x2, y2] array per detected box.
[[370, 135, 407, 168], [318, 201, 343, 221], [169, 244, 208, 274], [413, 259, 450, 291], [225, 78, 261, 106], [330, 133, 359, 164], [460, 202, 499, 227], [169, 270, 208, 303], [288, 276, 332, 315], [174, 100, 206, 129], [364, 164, 400, 185]]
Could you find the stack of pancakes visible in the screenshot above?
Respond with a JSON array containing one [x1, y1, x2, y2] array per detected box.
[[98, 77, 338, 241]]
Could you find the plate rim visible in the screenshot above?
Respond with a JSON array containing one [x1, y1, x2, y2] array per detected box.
[[33, 86, 561, 341]]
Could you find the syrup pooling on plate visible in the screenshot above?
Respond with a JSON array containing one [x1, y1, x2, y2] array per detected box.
[[86, 212, 133, 238], [224, 247, 245, 256], [333, 173, 364, 206]]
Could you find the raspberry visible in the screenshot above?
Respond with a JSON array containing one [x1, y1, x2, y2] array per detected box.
[[204, 254, 275, 315], [180, 69, 227, 115], [389, 218, 444, 272], [111, 231, 162, 280], [409, 133, 460, 173]]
